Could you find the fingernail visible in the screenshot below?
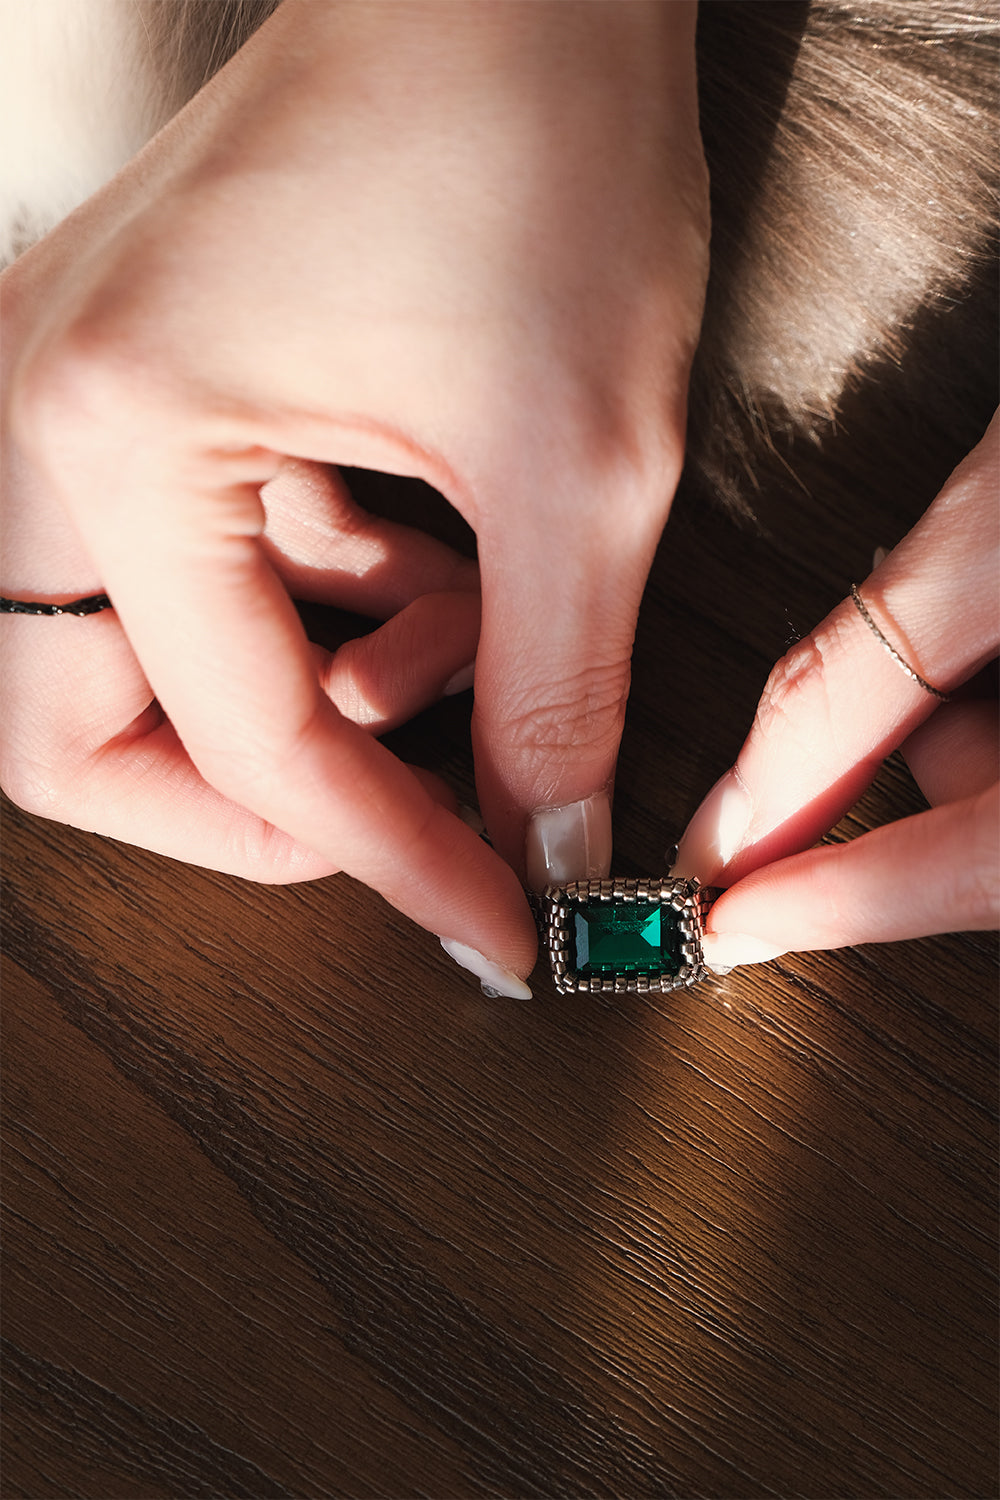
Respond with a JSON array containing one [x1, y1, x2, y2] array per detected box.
[[439, 937, 532, 999], [670, 769, 751, 885], [444, 662, 476, 696], [872, 545, 889, 570], [525, 792, 612, 891], [701, 931, 785, 970]]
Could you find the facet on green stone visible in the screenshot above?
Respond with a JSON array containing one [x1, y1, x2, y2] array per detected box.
[[571, 899, 683, 978]]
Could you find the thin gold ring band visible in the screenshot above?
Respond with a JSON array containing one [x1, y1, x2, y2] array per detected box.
[[850, 585, 949, 702]]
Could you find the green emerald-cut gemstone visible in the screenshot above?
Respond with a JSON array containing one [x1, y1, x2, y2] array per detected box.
[[571, 899, 683, 978]]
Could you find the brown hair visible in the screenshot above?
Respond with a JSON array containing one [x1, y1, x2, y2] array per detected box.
[[136, 0, 282, 112], [691, 1, 998, 511]]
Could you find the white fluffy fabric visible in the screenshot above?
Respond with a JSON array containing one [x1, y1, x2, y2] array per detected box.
[[0, 0, 169, 266]]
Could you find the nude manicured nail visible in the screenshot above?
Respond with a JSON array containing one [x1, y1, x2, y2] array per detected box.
[[525, 792, 612, 892], [444, 662, 476, 696], [701, 931, 786, 970], [671, 769, 752, 886], [439, 938, 532, 999]]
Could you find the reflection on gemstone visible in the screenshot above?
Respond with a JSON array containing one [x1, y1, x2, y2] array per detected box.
[[571, 900, 682, 979]]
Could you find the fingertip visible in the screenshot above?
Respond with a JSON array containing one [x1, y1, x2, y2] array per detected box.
[[439, 937, 533, 999], [424, 800, 539, 983], [701, 930, 786, 971], [671, 768, 751, 885], [443, 661, 476, 697], [702, 784, 1000, 963]]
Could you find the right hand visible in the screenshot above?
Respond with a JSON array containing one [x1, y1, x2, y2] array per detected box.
[[674, 414, 999, 967]]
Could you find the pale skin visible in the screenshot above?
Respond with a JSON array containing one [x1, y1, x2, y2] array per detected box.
[[678, 413, 999, 968], [1, 0, 710, 987], [1, 0, 995, 990]]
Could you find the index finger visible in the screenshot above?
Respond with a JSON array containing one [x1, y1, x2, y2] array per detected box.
[[672, 413, 1000, 887], [15, 385, 538, 987]]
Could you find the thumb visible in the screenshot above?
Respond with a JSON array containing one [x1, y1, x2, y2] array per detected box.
[[699, 782, 999, 968]]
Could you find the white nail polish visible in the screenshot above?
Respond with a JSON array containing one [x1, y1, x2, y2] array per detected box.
[[525, 792, 612, 892], [872, 545, 889, 570], [439, 938, 532, 999], [701, 932, 785, 970], [444, 662, 476, 696], [671, 770, 752, 885]]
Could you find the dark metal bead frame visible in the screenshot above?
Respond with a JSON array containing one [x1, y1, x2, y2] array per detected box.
[[530, 876, 714, 996]]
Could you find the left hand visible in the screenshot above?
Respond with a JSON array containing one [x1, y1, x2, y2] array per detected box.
[[1, 0, 709, 989], [673, 412, 999, 968]]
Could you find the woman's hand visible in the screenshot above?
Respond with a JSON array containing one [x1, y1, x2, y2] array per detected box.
[[673, 413, 999, 968], [0, 0, 709, 993]]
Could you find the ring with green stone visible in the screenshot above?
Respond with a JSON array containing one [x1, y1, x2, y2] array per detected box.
[[531, 877, 715, 995]]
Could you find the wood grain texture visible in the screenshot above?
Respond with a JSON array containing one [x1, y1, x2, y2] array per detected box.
[[4, 375, 997, 1499], [3, 48, 999, 1499]]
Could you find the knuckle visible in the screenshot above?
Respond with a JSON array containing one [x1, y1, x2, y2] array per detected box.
[[194, 703, 328, 810], [754, 638, 821, 738], [226, 813, 341, 885], [197, 739, 281, 807], [496, 659, 629, 778], [11, 315, 146, 469], [753, 619, 853, 745]]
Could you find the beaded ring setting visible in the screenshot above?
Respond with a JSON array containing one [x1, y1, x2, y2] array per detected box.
[[531, 876, 714, 995]]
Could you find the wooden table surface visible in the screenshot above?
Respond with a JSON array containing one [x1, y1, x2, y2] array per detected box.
[[3, 319, 998, 1495]]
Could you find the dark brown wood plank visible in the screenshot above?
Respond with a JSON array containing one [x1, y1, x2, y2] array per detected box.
[[3, 731, 996, 1499], [2, 952, 472, 1499], [3, 10, 997, 1492]]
